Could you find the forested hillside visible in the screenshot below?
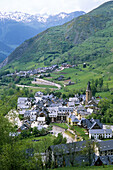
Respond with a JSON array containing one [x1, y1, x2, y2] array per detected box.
[[1, 1, 113, 71]]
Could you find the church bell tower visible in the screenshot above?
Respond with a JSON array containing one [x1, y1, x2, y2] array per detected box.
[[86, 81, 92, 104]]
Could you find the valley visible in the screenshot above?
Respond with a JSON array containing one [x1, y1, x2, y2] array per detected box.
[[1, 1, 113, 169], [0, 11, 85, 62]]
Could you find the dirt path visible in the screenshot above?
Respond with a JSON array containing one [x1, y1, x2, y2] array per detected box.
[[52, 125, 75, 143], [16, 84, 46, 89], [32, 78, 61, 90], [16, 84, 60, 90]]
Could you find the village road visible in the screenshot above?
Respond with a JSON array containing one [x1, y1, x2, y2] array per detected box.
[[16, 84, 59, 90], [52, 125, 75, 143], [32, 78, 61, 90]]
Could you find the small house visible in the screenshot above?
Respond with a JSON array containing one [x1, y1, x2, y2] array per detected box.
[[67, 114, 79, 126]]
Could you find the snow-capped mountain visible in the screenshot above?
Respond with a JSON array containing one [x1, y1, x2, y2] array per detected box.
[[0, 11, 49, 23], [0, 10, 85, 63], [0, 11, 85, 23]]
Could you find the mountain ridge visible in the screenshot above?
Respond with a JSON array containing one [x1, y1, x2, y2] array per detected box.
[[0, 11, 85, 23], [1, 1, 113, 71], [0, 10, 85, 62]]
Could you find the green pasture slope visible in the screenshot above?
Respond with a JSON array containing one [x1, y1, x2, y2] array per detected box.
[[52, 165, 113, 170], [44, 63, 113, 99]]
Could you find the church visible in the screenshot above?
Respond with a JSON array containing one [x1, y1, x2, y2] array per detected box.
[[85, 81, 99, 108]]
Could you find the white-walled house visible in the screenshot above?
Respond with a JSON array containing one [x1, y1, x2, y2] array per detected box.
[[89, 129, 112, 139], [31, 121, 38, 128], [87, 108, 93, 114], [35, 91, 43, 102], [37, 117, 46, 125], [47, 106, 74, 122], [17, 97, 31, 110]]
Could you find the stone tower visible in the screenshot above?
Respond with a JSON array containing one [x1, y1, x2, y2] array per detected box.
[[86, 81, 92, 104]]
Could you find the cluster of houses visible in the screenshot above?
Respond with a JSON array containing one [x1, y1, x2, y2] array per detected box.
[[16, 81, 113, 167], [17, 82, 113, 140], [5, 64, 58, 77], [5, 62, 77, 78]]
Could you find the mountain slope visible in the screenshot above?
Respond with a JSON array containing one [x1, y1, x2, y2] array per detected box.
[[2, 1, 113, 71], [0, 11, 85, 63]]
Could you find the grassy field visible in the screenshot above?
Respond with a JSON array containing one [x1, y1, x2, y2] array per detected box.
[[73, 126, 89, 140], [19, 134, 55, 152], [51, 123, 68, 129], [52, 165, 113, 170], [64, 130, 75, 139], [30, 83, 58, 89], [44, 65, 113, 98]]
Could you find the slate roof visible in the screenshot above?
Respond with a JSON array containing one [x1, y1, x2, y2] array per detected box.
[[24, 110, 31, 117], [89, 129, 112, 134], [19, 124, 28, 131], [76, 104, 86, 111], [86, 81, 91, 91], [68, 114, 79, 123], [37, 117, 45, 122], [92, 156, 109, 165], [108, 155, 113, 163], [18, 97, 28, 103], [78, 111, 91, 116], [80, 118, 103, 130], [49, 140, 88, 155], [100, 156, 109, 165], [98, 140, 113, 152], [69, 97, 80, 102], [35, 91, 43, 97], [68, 101, 75, 107], [71, 116, 79, 123]]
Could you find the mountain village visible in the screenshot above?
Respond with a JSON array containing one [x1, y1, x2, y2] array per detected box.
[[6, 80, 113, 167], [1, 1, 113, 169]]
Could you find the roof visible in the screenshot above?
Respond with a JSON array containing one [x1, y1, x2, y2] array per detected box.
[[71, 115, 79, 123], [69, 97, 79, 102], [24, 110, 31, 117], [19, 124, 28, 131], [89, 129, 112, 134], [81, 118, 103, 130], [98, 140, 113, 151], [35, 91, 43, 97], [86, 81, 91, 91], [79, 111, 91, 116], [100, 156, 109, 165], [108, 155, 113, 163], [37, 117, 45, 121], [49, 140, 89, 155], [68, 101, 75, 107], [93, 156, 109, 165], [76, 104, 86, 111], [18, 97, 28, 103]]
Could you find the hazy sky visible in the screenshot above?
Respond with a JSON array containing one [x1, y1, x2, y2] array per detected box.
[[0, 0, 111, 15]]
